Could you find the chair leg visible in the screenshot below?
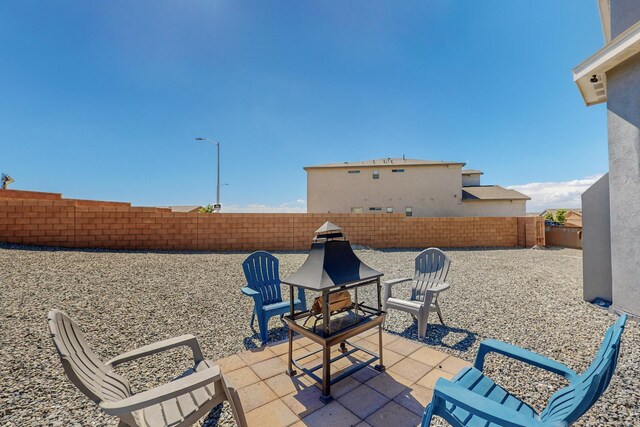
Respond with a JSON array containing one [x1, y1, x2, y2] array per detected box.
[[250, 309, 256, 328], [421, 403, 435, 427], [257, 313, 269, 344], [434, 302, 445, 325], [419, 296, 434, 339], [418, 310, 428, 339]]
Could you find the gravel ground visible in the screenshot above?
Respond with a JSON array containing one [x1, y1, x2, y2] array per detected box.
[[0, 244, 638, 426]]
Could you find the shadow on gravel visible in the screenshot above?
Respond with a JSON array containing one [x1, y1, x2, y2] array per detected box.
[[243, 324, 289, 350], [390, 323, 477, 352]]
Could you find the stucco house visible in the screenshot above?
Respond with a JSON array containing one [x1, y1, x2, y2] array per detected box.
[[305, 158, 529, 217], [575, 0, 640, 317], [539, 209, 582, 227]]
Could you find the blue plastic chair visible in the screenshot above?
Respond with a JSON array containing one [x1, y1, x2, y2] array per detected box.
[[422, 314, 627, 426], [241, 251, 307, 344]]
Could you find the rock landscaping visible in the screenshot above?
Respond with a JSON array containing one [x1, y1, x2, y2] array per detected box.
[[0, 244, 637, 426]]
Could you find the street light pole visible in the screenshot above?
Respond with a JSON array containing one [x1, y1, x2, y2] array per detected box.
[[195, 137, 221, 212]]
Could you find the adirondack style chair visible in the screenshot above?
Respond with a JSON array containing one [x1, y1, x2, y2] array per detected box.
[[383, 248, 451, 338], [241, 251, 307, 344], [48, 310, 247, 427], [422, 314, 628, 426]]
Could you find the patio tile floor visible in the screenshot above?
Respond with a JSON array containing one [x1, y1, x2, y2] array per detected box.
[[215, 331, 471, 426]]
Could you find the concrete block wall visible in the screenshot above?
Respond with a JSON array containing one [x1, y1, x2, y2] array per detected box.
[[545, 227, 583, 249], [0, 190, 544, 251]]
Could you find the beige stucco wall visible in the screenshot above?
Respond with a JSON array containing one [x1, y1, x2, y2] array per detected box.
[[459, 200, 527, 217], [306, 164, 464, 216], [462, 174, 481, 186]]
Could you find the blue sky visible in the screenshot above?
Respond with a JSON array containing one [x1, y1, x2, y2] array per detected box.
[[1, 1, 607, 212]]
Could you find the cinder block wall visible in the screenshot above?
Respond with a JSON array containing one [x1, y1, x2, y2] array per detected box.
[[0, 190, 544, 251], [545, 227, 583, 249]]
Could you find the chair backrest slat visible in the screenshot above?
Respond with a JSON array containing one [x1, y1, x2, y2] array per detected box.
[[540, 314, 627, 425], [48, 310, 131, 404], [243, 251, 282, 305], [411, 248, 451, 301]]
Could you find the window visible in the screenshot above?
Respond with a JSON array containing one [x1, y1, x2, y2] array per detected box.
[[351, 207, 364, 213], [405, 207, 413, 217], [348, 170, 360, 174], [369, 207, 382, 212], [392, 169, 405, 173], [372, 170, 379, 179], [386, 207, 393, 213]]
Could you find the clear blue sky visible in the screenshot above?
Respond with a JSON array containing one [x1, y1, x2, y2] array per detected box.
[[0, 1, 607, 210]]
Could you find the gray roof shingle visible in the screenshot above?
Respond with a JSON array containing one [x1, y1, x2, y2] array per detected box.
[[462, 186, 530, 201]]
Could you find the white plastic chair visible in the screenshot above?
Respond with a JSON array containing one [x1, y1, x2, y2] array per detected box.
[[383, 248, 451, 338], [48, 309, 247, 427]]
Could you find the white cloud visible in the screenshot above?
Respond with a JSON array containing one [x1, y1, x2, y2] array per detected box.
[[223, 199, 307, 213], [507, 174, 604, 213]]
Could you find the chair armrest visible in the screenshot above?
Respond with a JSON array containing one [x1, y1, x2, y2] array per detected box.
[[99, 365, 221, 416], [383, 277, 412, 300], [426, 378, 542, 427], [474, 339, 578, 381], [426, 282, 450, 294], [107, 335, 204, 368], [242, 287, 263, 311], [384, 277, 413, 286], [241, 286, 261, 299]]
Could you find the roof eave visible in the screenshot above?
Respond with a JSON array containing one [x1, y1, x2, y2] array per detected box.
[[304, 162, 466, 170], [462, 197, 531, 202], [573, 20, 640, 106]]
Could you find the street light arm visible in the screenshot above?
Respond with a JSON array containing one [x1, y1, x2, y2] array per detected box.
[[195, 137, 219, 145]]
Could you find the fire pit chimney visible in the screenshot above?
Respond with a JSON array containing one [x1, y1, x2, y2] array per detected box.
[[283, 222, 382, 291]]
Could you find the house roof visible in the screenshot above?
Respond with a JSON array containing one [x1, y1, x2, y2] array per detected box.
[[163, 205, 202, 213], [573, 20, 640, 106], [304, 158, 465, 170], [539, 208, 582, 217], [462, 169, 483, 175], [462, 186, 530, 201]]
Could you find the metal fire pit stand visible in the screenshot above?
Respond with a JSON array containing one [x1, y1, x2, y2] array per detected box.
[[284, 277, 386, 403]]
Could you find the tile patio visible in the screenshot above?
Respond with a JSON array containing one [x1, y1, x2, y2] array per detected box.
[[214, 331, 471, 427]]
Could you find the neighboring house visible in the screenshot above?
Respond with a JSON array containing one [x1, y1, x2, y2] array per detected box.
[[541, 209, 583, 249], [539, 209, 582, 227], [565, 210, 583, 227], [305, 158, 530, 217], [161, 206, 202, 213], [575, 0, 640, 316]]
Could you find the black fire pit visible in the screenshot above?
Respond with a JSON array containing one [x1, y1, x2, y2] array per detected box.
[[282, 221, 386, 403]]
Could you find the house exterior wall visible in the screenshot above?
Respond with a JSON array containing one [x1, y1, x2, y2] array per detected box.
[[307, 165, 525, 217], [607, 51, 640, 317], [306, 165, 464, 217], [462, 174, 481, 186], [459, 200, 526, 217], [611, 0, 640, 38], [582, 173, 612, 303], [564, 211, 582, 227]]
